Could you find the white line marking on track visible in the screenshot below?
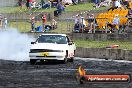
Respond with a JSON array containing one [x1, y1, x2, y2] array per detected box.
[[75, 57, 132, 63]]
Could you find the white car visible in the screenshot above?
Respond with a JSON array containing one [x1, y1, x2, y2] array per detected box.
[[29, 34, 76, 64]]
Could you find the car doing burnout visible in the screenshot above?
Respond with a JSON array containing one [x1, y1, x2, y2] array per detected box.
[[29, 34, 76, 64]]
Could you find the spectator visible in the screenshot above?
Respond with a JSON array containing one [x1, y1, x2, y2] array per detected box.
[[97, 0, 112, 8], [54, 2, 65, 16], [108, 0, 122, 11], [0, 14, 3, 28], [128, 7, 132, 16], [93, 0, 100, 8], [26, 0, 32, 10], [51, 18, 57, 29], [32, 0, 36, 8], [57, 2, 65, 12], [72, 0, 78, 5], [122, 0, 129, 8], [128, 7, 132, 25], [41, 0, 45, 5], [74, 15, 81, 32], [107, 14, 120, 32], [62, 0, 73, 5], [74, 15, 85, 32], [42, 1, 51, 9], [3, 17, 8, 29], [94, 0, 100, 4], [30, 16, 35, 32], [74, 15, 81, 24], [86, 14, 95, 33], [18, 0, 23, 8], [42, 14, 47, 31]]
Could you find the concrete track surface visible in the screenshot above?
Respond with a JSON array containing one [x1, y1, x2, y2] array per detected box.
[[0, 58, 132, 88]]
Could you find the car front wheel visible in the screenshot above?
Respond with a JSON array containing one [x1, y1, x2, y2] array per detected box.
[[69, 57, 74, 62], [62, 57, 68, 64], [30, 59, 37, 65]]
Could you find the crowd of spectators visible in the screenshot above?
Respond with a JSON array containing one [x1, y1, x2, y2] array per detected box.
[[30, 14, 57, 32], [17, 0, 132, 33], [73, 0, 132, 33]]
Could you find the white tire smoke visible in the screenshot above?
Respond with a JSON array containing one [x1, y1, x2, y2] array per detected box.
[[0, 28, 35, 61]]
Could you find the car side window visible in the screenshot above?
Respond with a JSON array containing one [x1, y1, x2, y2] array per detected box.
[[66, 36, 71, 42]]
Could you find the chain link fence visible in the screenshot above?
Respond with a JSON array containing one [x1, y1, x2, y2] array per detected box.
[[1, 11, 130, 33]]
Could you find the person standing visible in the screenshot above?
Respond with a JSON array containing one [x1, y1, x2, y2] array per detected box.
[[51, 18, 57, 30], [42, 14, 47, 32], [27, 0, 32, 10], [31, 16, 35, 32], [3, 17, 8, 29], [0, 15, 3, 28], [87, 14, 95, 33]]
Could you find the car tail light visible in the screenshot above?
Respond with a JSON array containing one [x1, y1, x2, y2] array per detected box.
[[66, 50, 68, 57]]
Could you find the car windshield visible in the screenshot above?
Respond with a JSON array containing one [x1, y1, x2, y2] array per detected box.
[[37, 35, 67, 44]]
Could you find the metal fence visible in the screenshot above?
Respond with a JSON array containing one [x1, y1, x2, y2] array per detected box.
[[0, 0, 131, 34]]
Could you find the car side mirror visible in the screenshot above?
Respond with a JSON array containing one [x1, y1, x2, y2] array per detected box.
[[68, 42, 72, 45], [31, 42, 36, 44]]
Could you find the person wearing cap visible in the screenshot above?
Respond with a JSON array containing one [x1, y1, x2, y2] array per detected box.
[[107, 14, 120, 32]]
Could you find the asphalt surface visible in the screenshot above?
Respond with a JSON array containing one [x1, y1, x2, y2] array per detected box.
[[0, 58, 132, 88]]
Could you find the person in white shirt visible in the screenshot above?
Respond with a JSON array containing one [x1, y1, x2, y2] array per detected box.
[[97, 0, 112, 8], [107, 14, 120, 32], [74, 15, 81, 24], [108, 0, 122, 11], [114, 0, 121, 7]]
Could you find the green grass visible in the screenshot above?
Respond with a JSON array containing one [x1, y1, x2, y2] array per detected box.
[[0, 3, 108, 13], [9, 21, 31, 32], [8, 20, 74, 33], [0, 6, 28, 13], [65, 3, 108, 12], [74, 39, 132, 50]]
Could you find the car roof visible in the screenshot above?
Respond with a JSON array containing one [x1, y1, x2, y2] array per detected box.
[[41, 34, 67, 36]]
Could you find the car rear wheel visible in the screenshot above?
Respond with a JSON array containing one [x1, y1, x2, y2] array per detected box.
[[30, 59, 37, 65]]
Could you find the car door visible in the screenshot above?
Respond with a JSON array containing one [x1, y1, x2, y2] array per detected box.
[[66, 36, 75, 58]]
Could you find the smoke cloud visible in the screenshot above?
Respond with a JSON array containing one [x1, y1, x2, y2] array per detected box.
[[0, 28, 35, 61]]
